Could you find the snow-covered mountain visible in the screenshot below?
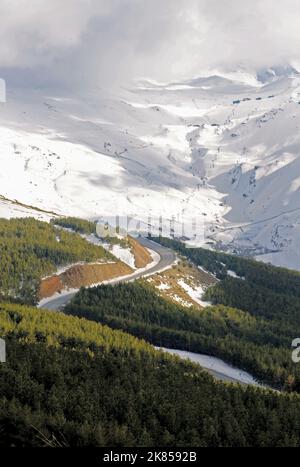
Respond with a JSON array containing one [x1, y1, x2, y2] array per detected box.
[[2, 66, 300, 269]]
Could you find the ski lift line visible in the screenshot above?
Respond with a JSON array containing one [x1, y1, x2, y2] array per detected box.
[[208, 205, 300, 239]]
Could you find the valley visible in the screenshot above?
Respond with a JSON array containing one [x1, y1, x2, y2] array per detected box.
[[3, 0, 300, 451], [0, 216, 300, 446]]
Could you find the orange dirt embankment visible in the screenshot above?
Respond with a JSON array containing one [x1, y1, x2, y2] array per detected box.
[[128, 236, 153, 269], [39, 261, 133, 300]]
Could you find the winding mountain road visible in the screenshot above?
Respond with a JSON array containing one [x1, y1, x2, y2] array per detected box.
[[39, 237, 176, 311], [38, 237, 263, 387]]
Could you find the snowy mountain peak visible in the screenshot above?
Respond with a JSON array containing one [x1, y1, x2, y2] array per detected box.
[[256, 65, 300, 84], [2, 66, 300, 269]]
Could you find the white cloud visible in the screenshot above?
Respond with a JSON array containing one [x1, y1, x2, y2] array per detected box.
[[1, 0, 300, 88]]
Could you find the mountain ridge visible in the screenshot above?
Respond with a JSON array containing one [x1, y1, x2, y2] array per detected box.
[[1, 65, 300, 268]]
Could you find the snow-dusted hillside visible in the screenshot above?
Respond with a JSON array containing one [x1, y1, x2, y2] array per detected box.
[[2, 65, 300, 269]]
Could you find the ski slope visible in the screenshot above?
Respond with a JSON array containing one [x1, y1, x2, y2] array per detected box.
[[2, 65, 300, 269]]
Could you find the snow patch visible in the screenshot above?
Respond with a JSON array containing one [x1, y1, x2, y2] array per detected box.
[[227, 270, 245, 280], [103, 243, 136, 269], [177, 279, 212, 307], [157, 282, 171, 291], [159, 348, 261, 386]]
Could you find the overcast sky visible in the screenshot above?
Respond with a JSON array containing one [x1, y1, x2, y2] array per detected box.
[[1, 0, 300, 89]]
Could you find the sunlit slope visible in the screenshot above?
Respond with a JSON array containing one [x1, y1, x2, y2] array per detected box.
[[1, 67, 300, 267]]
